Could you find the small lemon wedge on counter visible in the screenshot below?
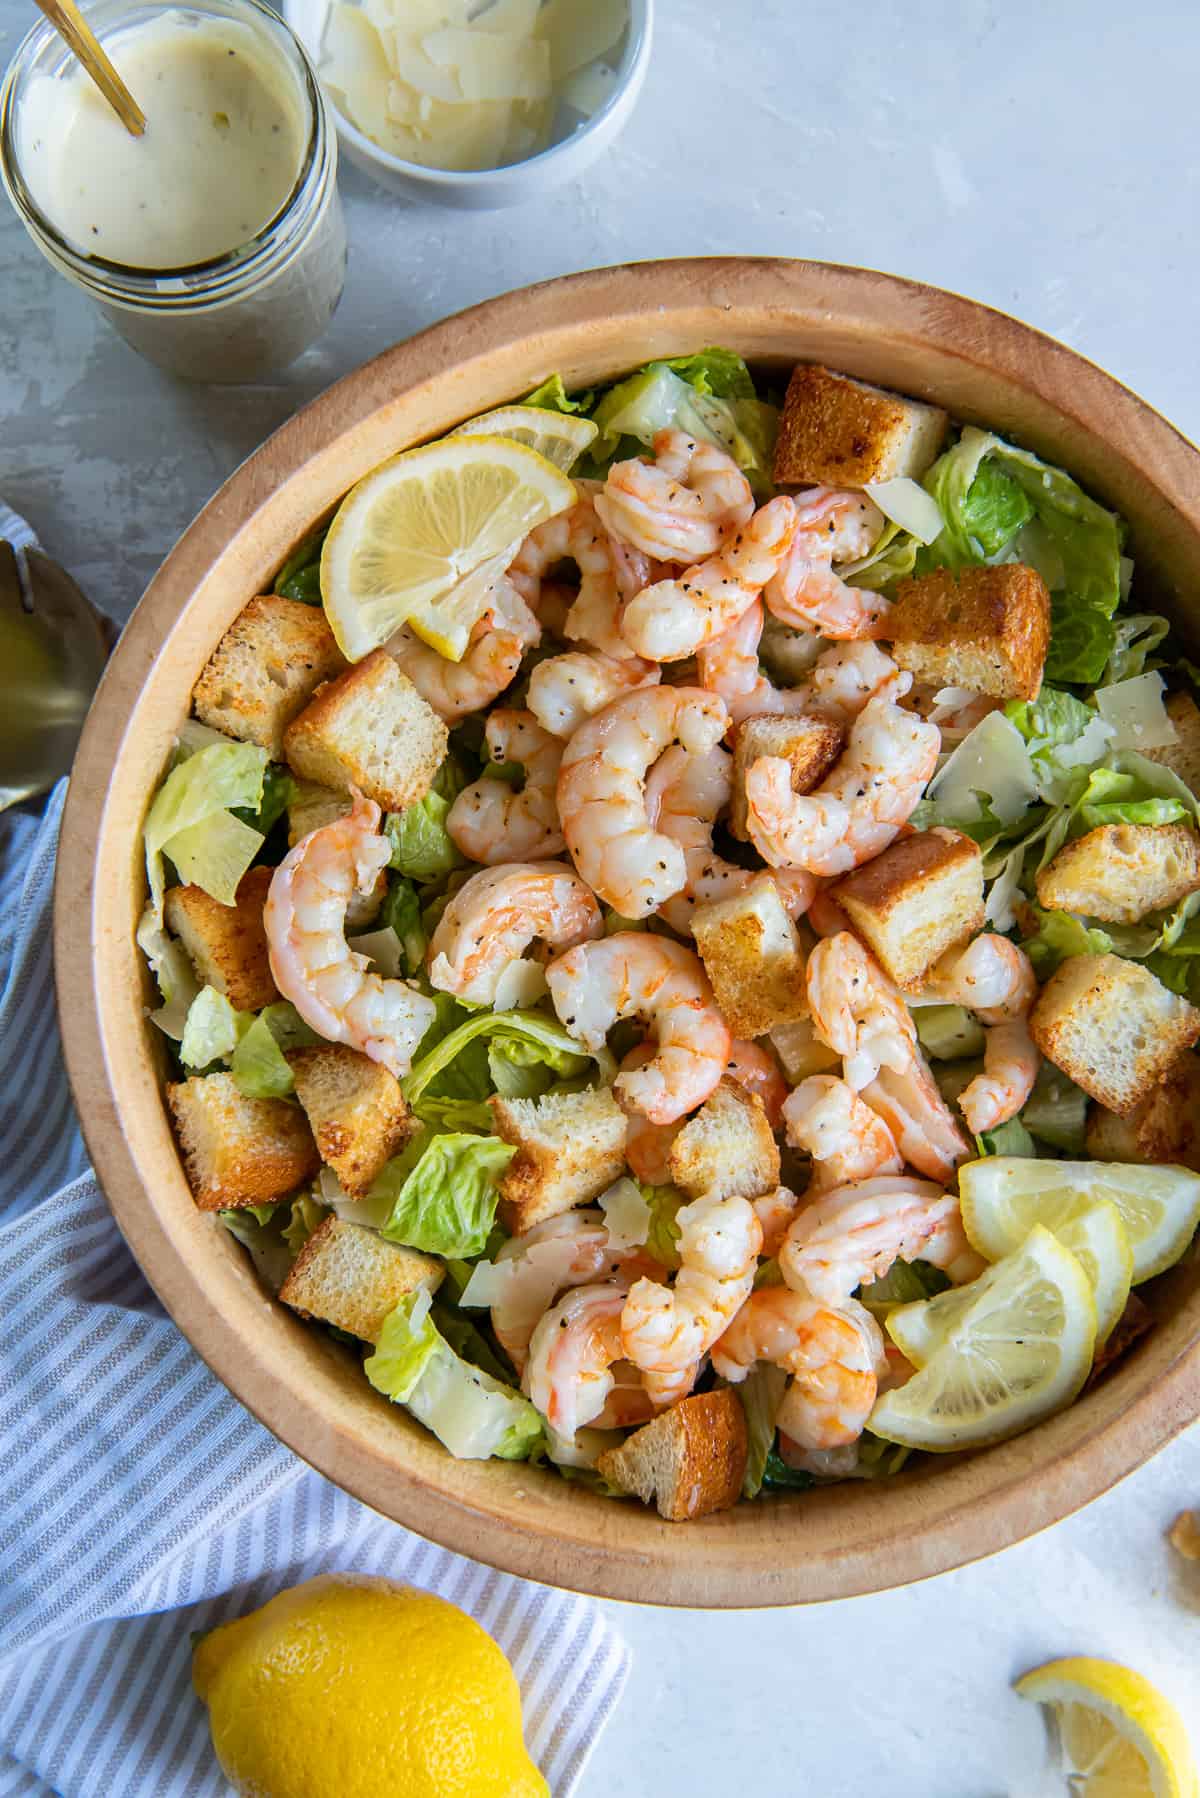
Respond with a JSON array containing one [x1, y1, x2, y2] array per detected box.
[[1016, 1656, 1198, 1798], [447, 402, 598, 469], [959, 1156, 1200, 1285], [321, 434, 575, 661], [870, 1225, 1096, 1450], [192, 1572, 547, 1798]]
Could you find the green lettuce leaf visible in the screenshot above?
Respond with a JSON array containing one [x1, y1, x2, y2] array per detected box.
[[524, 373, 593, 415], [914, 1005, 986, 1062], [144, 739, 268, 919], [430, 1301, 514, 1385], [385, 758, 468, 882], [842, 519, 921, 593], [759, 1447, 815, 1492], [381, 876, 428, 975], [403, 1008, 612, 1123], [1020, 1063, 1089, 1153], [273, 526, 327, 604], [487, 1032, 589, 1100], [366, 1290, 544, 1460], [639, 1183, 685, 1271], [978, 1117, 1038, 1159], [588, 356, 776, 486], [281, 1194, 330, 1257], [229, 1013, 294, 1097], [1022, 905, 1115, 976], [180, 985, 248, 1069], [858, 1258, 951, 1318], [136, 905, 201, 1039], [737, 1364, 788, 1500], [217, 1206, 293, 1291], [658, 348, 757, 399], [1103, 614, 1171, 685], [232, 763, 296, 837], [377, 1132, 515, 1258]]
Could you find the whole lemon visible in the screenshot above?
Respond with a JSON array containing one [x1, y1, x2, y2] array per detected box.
[[192, 1573, 548, 1798]]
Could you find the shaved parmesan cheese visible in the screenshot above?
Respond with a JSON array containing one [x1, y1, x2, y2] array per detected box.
[[537, 0, 627, 79], [598, 1177, 651, 1250], [459, 1257, 514, 1309], [927, 710, 1039, 824], [475, 0, 541, 33], [322, 5, 391, 137], [560, 60, 618, 117], [864, 477, 944, 546], [1096, 671, 1179, 752], [423, 27, 550, 101], [346, 926, 405, 976], [385, 31, 463, 99], [492, 958, 549, 1012]]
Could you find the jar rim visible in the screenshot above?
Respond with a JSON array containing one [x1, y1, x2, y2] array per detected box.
[[0, 0, 327, 298]]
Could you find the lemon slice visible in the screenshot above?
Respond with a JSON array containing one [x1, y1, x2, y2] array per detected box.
[[321, 435, 575, 662], [959, 1157, 1200, 1285], [447, 404, 598, 471], [1016, 1657, 1198, 1798], [870, 1225, 1096, 1450], [958, 1176, 1133, 1345]]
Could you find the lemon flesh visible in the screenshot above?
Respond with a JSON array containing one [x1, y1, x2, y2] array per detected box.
[[958, 1181, 1133, 1345], [1016, 1656, 1198, 1798], [321, 434, 575, 662], [960, 1156, 1200, 1284], [447, 403, 598, 470], [192, 1572, 547, 1798], [871, 1225, 1096, 1450]]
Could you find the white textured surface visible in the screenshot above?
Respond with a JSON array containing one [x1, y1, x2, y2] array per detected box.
[[4, 0, 1200, 1788]]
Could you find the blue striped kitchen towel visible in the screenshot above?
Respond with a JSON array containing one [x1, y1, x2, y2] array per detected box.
[[0, 783, 628, 1797]]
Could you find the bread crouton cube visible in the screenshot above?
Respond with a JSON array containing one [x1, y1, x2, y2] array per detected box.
[[490, 1087, 627, 1235], [692, 876, 808, 1039], [772, 364, 948, 489], [167, 1071, 318, 1209], [1029, 953, 1200, 1114], [1085, 1053, 1200, 1173], [827, 828, 985, 991], [1146, 692, 1200, 797], [887, 563, 1050, 701], [1036, 823, 1200, 925], [667, 1079, 781, 1202], [596, 1389, 748, 1521], [192, 595, 346, 756], [288, 1045, 418, 1197], [730, 713, 845, 841], [283, 650, 448, 812], [164, 864, 280, 1012], [279, 1216, 443, 1343]]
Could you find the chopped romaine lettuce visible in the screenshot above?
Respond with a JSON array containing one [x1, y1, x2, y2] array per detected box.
[[737, 1363, 788, 1500], [402, 1008, 612, 1124], [273, 525, 327, 604], [180, 985, 248, 1069], [366, 1289, 543, 1460], [230, 1013, 295, 1097], [385, 758, 468, 882], [759, 1447, 815, 1492], [281, 1194, 330, 1257], [430, 1301, 514, 1385], [978, 1116, 1038, 1159], [381, 875, 427, 973], [858, 1258, 951, 1318], [1022, 906, 1115, 975], [640, 1183, 685, 1271], [841, 519, 920, 592], [144, 739, 268, 919], [377, 1131, 515, 1258], [487, 1030, 589, 1100], [136, 906, 201, 1039], [524, 372, 593, 415], [597, 1178, 651, 1250], [232, 763, 296, 836], [1102, 614, 1171, 685], [656, 348, 757, 399], [1020, 1063, 1089, 1153], [587, 351, 775, 486], [217, 1206, 293, 1292], [259, 1001, 321, 1051], [914, 1004, 987, 1062]]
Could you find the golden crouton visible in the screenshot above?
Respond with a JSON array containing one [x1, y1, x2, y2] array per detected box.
[[730, 713, 845, 841], [283, 650, 448, 812], [887, 563, 1051, 701], [667, 1080, 781, 1202], [279, 1217, 443, 1343], [288, 1045, 418, 1197], [1147, 691, 1200, 797], [490, 1087, 628, 1235], [772, 364, 948, 489], [597, 1389, 748, 1521], [1085, 1052, 1200, 1172], [827, 829, 985, 991], [167, 1071, 318, 1210], [164, 864, 279, 1012], [1036, 823, 1200, 925], [1029, 953, 1200, 1114], [692, 876, 809, 1039], [192, 595, 346, 756]]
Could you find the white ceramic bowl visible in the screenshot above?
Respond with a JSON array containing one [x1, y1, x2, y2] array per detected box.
[[282, 0, 652, 208]]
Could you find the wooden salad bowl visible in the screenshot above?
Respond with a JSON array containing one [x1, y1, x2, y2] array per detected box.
[[56, 259, 1200, 1607]]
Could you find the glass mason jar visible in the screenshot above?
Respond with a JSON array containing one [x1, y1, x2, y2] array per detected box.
[[0, 0, 346, 381]]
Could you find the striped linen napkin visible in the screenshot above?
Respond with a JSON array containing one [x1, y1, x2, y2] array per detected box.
[[0, 784, 628, 1788]]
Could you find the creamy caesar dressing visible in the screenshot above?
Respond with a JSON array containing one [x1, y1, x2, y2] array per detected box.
[[18, 11, 306, 267]]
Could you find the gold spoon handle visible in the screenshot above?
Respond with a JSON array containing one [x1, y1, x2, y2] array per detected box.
[[34, 0, 146, 137]]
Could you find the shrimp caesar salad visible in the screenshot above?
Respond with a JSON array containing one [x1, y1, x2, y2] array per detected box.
[[139, 351, 1200, 1519]]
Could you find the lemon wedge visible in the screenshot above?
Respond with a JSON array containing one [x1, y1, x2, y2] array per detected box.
[[1016, 1657, 1198, 1798], [958, 1175, 1133, 1345], [321, 434, 575, 662], [447, 404, 598, 471], [870, 1225, 1096, 1450], [959, 1157, 1200, 1285]]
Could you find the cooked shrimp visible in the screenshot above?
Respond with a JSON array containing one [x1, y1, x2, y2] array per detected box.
[[427, 861, 602, 1006], [525, 1283, 630, 1441], [697, 599, 818, 724], [510, 492, 640, 663], [620, 1191, 763, 1403], [745, 692, 939, 875], [959, 1018, 1041, 1136], [764, 488, 889, 639], [556, 685, 729, 917], [861, 1059, 973, 1186], [621, 497, 798, 663], [754, 1186, 802, 1257], [804, 640, 911, 722], [264, 791, 435, 1079], [622, 1036, 787, 1183], [805, 932, 918, 1090], [489, 1211, 661, 1376], [447, 710, 565, 863], [526, 649, 660, 739], [595, 428, 755, 565], [547, 934, 731, 1125], [923, 934, 1040, 1133], [711, 1288, 886, 1451], [782, 1075, 902, 1189], [779, 1173, 970, 1303], [725, 1038, 789, 1130], [385, 577, 539, 723]]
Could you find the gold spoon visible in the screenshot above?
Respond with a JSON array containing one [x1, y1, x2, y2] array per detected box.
[[34, 0, 146, 136]]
